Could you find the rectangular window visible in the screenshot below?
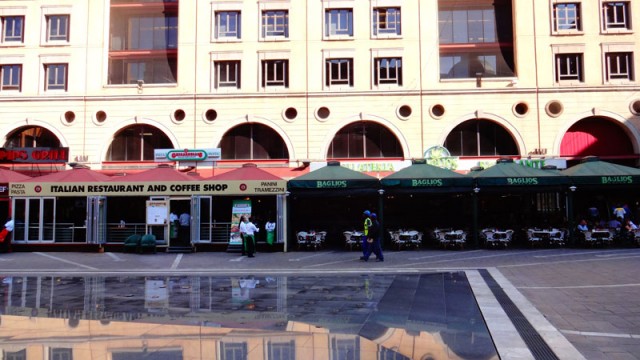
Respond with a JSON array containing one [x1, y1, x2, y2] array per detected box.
[[326, 58, 353, 86], [325, 9, 353, 37], [109, 58, 177, 84], [1, 64, 21, 91], [2, 16, 24, 43], [606, 52, 634, 81], [373, 7, 401, 36], [49, 348, 72, 360], [555, 53, 583, 82], [553, 3, 581, 32], [215, 60, 241, 88], [438, 0, 515, 79], [374, 57, 402, 85], [126, 16, 178, 50], [262, 10, 288, 38], [262, 59, 288, 87], [216, 11, 241, 39], [46, 15, 69, 41], [45, 63, 68, 90], [602, 1, 631, 30]]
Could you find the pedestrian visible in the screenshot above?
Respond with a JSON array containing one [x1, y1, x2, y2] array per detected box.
[[178, 210, 190, 244], [265, 219, 276, 249], [169, 212, 179, 241], [239, 215, 248, 255], [0, 217, 14, 253], [360, 210, 372, 261], [242, 216, 259, 258], [362, 213, 384, 262]]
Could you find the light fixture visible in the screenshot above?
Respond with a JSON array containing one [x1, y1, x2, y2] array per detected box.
[[378, 189, 385, 195], [569, 186, 577, 192], [473, 187, 480, 194], [284, 191, 290, 197]]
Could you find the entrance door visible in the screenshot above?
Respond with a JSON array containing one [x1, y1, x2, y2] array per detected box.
[[87, 196, 107, 244], [192, 196, 212, 243], [170, 198, 191, 247], [12, 197, 56, 243]]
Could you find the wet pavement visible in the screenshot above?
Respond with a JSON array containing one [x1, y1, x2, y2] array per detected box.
[[0, 248, 638, 359]]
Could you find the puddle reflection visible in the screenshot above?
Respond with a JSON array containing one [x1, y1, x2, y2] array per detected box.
[[0, 272, 497, 360]]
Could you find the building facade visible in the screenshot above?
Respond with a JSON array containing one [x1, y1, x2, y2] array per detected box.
[[0, 0, 639, 175]]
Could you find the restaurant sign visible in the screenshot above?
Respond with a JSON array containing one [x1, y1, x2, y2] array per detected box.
[[0, 147, 69, 164], [601, 176, 633, 185], [9, 180, 286, 196], [154, 148, 221, 162]]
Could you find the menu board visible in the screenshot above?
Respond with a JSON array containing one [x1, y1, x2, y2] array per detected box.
[[146, 200, 168, 225]]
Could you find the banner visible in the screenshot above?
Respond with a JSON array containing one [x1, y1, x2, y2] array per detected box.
[[229, 199, 251, 245], [9, 180, 286, 196]]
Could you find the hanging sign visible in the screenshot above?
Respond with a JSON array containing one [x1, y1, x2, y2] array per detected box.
[[154, 148, 221, 162]]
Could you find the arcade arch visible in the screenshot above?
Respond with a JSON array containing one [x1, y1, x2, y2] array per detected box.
[[326, 121, 404, 159]]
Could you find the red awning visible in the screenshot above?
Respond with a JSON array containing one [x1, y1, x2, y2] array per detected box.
[[25, 167, 111, 182], [205, 163, 284, 181], [110, 164, 201, 182], [561, 118, 633, 157], [0, 167, 31, 182]]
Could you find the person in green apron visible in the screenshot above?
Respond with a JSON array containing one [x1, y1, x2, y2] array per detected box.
[[265, 219, 276, 249]]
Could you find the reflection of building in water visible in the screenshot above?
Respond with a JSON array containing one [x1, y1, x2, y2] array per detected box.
[[0, 273, 498, 359], [0, 315, 485, 360]]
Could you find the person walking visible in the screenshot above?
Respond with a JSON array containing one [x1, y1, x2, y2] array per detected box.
[[362, 213, 384, 262], [242, 216, 259, 258], [360, 210, 372, 261], [0, 217, 14, 253], [178, 210, 190, 245], [239, 216, 248, 256]]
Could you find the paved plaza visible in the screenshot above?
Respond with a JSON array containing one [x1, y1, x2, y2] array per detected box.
[[0, 247, 639, 359]]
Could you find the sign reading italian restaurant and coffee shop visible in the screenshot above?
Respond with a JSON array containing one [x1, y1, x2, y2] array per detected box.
[[10, 180, 286, 197]]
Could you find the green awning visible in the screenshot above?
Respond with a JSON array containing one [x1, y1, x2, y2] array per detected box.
[[471, 159, 569, 187], [287, 161, 379, 190], [381, 160, 472, 191], [561, 156, 640, 186]]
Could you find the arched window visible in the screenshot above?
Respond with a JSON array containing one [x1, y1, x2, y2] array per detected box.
[[327, 121, 403, 159], [219, 123, 289, 160], [560, 117, 633, 158], [106, 124, 173, 161], [4, 126, 61, 147], [444, 120, 518, 156]]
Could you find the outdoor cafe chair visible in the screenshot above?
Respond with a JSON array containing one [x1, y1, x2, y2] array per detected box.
[[548, 229, 566, 246], [343, 231, 359, 251], [526, 229, 544, 247], [481, 229, 499, 248], [297, 231, 309, 250]]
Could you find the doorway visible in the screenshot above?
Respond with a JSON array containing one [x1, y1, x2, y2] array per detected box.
[[170, 198, 191, 247]]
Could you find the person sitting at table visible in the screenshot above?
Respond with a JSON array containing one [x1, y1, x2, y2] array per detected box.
[[607, 217, 622, 231], [577, 219, 589, 232], [621, 218, 638, 245]]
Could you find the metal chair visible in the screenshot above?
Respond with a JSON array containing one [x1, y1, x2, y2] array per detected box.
[[343, 231, 357, 251], [297, 231, 309, 250], [527, 229, 544, 247]]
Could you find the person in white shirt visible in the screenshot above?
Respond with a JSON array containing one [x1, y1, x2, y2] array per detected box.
[[242, 216, 259, 258], [239, 216, 248, 256]]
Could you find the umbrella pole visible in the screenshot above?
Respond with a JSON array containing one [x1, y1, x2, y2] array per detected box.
[[472, 188, 479, 248]]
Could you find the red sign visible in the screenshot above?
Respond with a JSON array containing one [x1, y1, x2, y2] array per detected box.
[[0, 148, 69, 164]]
